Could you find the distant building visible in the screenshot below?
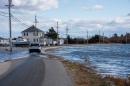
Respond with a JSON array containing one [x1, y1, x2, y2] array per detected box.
[[21, 25, 44, 44], [0, 37, 9, 46], [43, 34, 65, 46], [59, 38, 65, 45], [41, 34, 53, 46], [21, 25, 65, 46]]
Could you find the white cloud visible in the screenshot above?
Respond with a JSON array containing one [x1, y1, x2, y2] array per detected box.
[[83, 4, 104, 11], [0, 0, 59, 11], [94, 5, 104, 10], [58, 16, 130, 36], [114, 17, 125, 24], [107, 16, 130, 27]]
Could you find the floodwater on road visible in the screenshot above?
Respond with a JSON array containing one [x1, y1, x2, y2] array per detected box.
[[0, 47, 29, 62], [50, 44, 130, 78]]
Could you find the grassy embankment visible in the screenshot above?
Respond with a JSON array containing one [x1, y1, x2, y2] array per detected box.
[[47, 53, 130, 86]]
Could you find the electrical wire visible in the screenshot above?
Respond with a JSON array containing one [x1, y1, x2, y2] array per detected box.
[[0, 13, 29, 29], [0, 11, 8, 17], [0, 10, 8, 14], [12, 15, 29, 28], [0, 13, 8, 17]]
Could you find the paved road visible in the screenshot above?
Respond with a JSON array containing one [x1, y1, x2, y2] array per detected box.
[[0, 55, 45, 86], [42, 59, 73, 86], [0, 55, 73, 86]]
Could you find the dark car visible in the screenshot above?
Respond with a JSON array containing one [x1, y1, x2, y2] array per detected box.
[[29, 44, 41, 53]]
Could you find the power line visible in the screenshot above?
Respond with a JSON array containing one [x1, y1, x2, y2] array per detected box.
[[11, 15, 29, 28], [0, 12, 30, 29], [0, 11, 9, 17], [0, 10, 8, 14], [0, 13, 9, 17], [12, 17, 29, 28]]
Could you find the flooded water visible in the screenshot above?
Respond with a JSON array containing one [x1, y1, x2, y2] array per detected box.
[[50, 44, 130, 78], [0, 48, 29, 62]]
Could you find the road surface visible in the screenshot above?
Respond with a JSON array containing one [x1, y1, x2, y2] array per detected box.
[[0, 54, 73, 86]]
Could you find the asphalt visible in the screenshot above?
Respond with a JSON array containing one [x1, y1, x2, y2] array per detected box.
[[0, 54, 73, 86], [42, 59, 73, 86]]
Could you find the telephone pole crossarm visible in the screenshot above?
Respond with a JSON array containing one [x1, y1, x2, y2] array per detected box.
[[34, 15, 39, 27]]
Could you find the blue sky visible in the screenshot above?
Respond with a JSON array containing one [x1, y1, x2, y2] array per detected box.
[[0, 0, 130, 38]]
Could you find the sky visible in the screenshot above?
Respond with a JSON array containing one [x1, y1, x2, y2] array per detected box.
[[0, 0, 130, 38]]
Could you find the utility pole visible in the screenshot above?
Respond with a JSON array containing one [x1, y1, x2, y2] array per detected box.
[[56, 21, 59, 45], [5, 0, 14, 53], [66, 25, 69, 44], [126, 32, 128, 44], [102, 26, 104, 44], [86, 30, 89, 45], [34, 15, 38, 27], [103, 32, 104, 44], [99, 30, 101, 44]]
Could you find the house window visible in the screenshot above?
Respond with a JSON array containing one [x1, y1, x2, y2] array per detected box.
[[33, 39, 35, 42], [37, 39, 39, 42], [33, 32, 35, 36], [33, 32, 38, 36], [24, 33, 25, 36], [23, 32, 28, 36]]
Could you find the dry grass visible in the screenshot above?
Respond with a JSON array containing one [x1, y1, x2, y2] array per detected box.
[[47, 54, 130, 86], [105, 76, 130, 86], [62, 60, 110, 86]]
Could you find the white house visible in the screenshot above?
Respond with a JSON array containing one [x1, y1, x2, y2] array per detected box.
[[0, 37, 9, 45], [41, 34, 53, 46], [21, 25, 65, 46], [43, 33, 65, 46], [21, 25, 44, 44], [59, 38, 65, 45]]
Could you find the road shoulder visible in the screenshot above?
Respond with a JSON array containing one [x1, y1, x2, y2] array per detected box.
[[42, 58, 73, 86]]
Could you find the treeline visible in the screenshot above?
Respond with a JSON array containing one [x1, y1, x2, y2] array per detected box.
[[65, 33, 130, 44]]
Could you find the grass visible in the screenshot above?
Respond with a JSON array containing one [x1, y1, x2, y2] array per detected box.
[[104, 76, 130, 86], [62, 60, 110, 86], [47, 54, 130, 86]]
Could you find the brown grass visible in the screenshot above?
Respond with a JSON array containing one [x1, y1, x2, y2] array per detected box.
[[47, 54, 130, 86], [62, 60, 110, 86], [105, 76, 130, 86]]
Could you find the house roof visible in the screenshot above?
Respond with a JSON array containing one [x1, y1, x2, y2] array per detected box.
[[22, 25, 43, 33]]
